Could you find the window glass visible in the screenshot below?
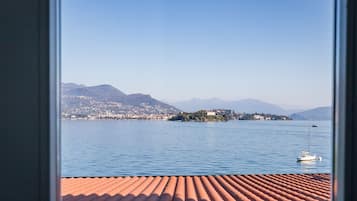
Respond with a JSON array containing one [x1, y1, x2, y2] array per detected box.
[[61, 1, 334, 200]]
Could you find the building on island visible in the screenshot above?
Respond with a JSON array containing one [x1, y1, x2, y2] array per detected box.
[[206, 111, 217, 116], [253, 114, 265, 120]]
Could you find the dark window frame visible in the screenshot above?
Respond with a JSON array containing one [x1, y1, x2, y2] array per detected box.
[[333, 0, 357, 200]]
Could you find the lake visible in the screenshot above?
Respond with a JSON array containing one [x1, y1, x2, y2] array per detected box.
[[61, 120, 332, 177]]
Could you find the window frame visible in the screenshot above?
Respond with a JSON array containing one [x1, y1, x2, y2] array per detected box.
[[333, 0, 357, 200], [49, 0, 61, 200]]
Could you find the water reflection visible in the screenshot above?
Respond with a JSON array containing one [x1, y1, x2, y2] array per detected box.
[[298, 160, 324, 173]]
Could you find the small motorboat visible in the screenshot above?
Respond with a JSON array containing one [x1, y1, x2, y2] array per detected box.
[[312, 124, 318, 127], [297, 151, 322, 162], [297, 125, 322, 162]]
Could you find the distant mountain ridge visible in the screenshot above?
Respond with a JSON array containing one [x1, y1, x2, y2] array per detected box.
[[62, 83, 331, 120], [62, 83, 180, 116], [171, 98, 289, 115], [62, 82, 86, 93], [290, 106, 332, 120], [66, 84, 126, 101]]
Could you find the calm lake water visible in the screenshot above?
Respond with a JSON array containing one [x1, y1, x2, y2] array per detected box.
[[62, 120, 332, 177]]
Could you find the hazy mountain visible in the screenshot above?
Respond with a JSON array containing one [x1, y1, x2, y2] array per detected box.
[[65, 84, 126, 102], [62, 83, 180, 116], [62, 83, 330, 119], [171, 98, 289, 115], [61, 82, 86, 93], [290, 106, 332, 120]]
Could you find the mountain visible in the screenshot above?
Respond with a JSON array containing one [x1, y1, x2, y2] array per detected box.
[[65, 84, 126, 102], [62, 82, 86, 93], [290, 106, 332, 120], [171, 98, 289, 115], [62, 83, 330, 119], [62, 83, 180, 116]]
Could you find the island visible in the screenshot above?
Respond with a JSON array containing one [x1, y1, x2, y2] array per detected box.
[[168, 109, 236, 122], [238, 113, 291, 121], [168, 109, 291, 122]]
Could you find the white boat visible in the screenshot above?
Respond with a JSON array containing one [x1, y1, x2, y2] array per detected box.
[[297, 151, 322, 162], [297, 126, 322, 162]]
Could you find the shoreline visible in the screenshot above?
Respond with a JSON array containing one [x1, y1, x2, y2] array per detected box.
[[61, 118, 329, 122]]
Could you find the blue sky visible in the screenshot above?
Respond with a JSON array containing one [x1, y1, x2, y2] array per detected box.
[[62, 0, 334, 108]]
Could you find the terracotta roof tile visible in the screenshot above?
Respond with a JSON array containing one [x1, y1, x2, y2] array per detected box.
[[62, 174, 331, 201]]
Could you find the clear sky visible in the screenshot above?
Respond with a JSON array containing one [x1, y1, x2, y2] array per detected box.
[[62, 0, 334, 108]]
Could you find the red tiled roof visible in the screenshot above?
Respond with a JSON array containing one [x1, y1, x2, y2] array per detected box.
[[61, 173, 331, 201]]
